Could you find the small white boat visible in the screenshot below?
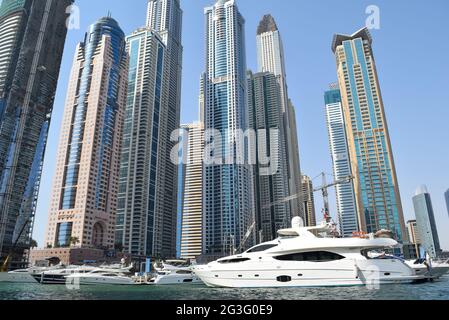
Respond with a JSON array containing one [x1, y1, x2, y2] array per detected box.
[[0, 264, 64, 283], [0, 269, 35, 283], [65, 269, 135, 285], [405, 258, 449, 280], [32, 264, 133, 285], [148, 260, 202, 285], [194, 217, 426, 288]]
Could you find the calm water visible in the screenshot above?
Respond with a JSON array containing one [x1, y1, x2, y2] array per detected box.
[[1, 276, 448, 300]]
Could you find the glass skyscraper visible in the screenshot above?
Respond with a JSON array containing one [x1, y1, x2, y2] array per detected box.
[[332, 28, 406, 241], [116, 0, 182, 259], [202, 0, 254, 257], [445, 189, 449, 218], [325, 87, 359, 237], [45, 16, 128, 251], [413, 186, 441, 259], [247, 71, 290, 242], [256, 14, 303, 221], [0, 0, 73, 269]]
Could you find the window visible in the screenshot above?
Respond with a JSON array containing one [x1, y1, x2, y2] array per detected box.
[[273, 251, 345, 262], [217, 258, 250, 264], [277, 276, 292, 282], [246, 244, 278, 253]]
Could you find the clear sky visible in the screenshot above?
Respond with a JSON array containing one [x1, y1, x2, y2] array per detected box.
[[32, 0, 449, 249]]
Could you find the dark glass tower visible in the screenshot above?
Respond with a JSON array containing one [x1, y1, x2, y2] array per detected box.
[[0, 0, 73, 269]]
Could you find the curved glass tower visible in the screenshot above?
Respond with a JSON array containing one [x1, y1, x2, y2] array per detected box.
[[45, 17, 128, 250], [0, 0, 72, 269]]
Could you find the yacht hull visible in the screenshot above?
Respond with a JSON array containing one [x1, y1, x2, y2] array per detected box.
[[65, 276, 135, 285], [194, 259, 422, 288], [149, 274, 203, 285]]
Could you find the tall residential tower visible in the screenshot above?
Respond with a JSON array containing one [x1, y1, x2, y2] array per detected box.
[[0, 0, 73, 268], [247, 71, 290, 242], [325, 86, 359, 237], [116, 0, 183, 259], [413, 186, 441, 259], [202, 0, 254, 257], [332, 28, 406, 241], [44, 17, 128, 252], [256, 14, 303, 221], [179, 123, 204, 260]]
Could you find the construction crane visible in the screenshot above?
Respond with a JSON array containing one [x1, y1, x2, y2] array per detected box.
[[313, 172, 354, 223]]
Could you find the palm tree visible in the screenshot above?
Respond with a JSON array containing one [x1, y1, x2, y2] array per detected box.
[[29, 239, 38, 249], [69, 237, 80, 247]]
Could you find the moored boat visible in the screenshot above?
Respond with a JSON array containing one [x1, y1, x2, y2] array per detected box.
[[65, 269, 135, 285], [194, 217, 427, 288]]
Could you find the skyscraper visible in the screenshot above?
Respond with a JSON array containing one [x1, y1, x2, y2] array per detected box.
[[256, 14, 303, 220], [202, 0, 254, 257], [325, 86, 359, 237], [445, 189, 449, 218], [180, 123, 204, 260], [301, 175, 316, 227], [247, 70, 290, 242], [406, 219, 422, 245], [332, 28, 406, 241], [413, 186, 441, 259], [44, 16, 128, 252], [116, 0, 182, 259], [0, 0, 73, 269]]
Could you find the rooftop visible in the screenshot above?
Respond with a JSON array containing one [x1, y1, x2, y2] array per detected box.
[[332, 27, 372, 53], [257, 14, 278, 35]]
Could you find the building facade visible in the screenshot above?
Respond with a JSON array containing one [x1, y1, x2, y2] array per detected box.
[[325, 87, 359, 237], [116, 0, 182, 259], [413, 186, 442, 259], [179, 123, 204, 260], [247, 71, 290, 242], [406, 219, 421, 259], [44, 17, 128, 252], [0, 0, 73, 268], [256, 14, 303, 221], [445, 189, 449, 218], [332, 28, 406, 241], [301, 175, 316, 227], [406, 219, 421, 245], [202, 0, 255, 257]]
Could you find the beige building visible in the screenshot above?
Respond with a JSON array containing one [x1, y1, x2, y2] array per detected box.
[[406, 220, 422, 245], [43, 17, 128, 253], [301, 175, 316, 227], [332, 28, 406, 240], [180, 123, 204, 260]]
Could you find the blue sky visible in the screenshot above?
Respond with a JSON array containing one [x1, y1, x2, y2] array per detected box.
[[32, 0, 449, 249]]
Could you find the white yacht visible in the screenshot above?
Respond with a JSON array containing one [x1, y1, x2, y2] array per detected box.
[[32, 264, 133, 285], [65, 269, 135, 285], [0, 264, 64, 283], [148, 260, 202, 285], [194, 217, 426, 288]]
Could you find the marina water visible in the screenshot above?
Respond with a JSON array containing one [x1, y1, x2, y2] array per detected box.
[[1, 276, 448, 300]]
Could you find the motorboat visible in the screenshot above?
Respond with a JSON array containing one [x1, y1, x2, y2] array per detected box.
[[32, 264, 133, 285], [148, 260, 202, 285], [193, 217, 426, 288], [405, 258, 449, 280], [65, 269, 135, 285], [0, 264, 64, 283]]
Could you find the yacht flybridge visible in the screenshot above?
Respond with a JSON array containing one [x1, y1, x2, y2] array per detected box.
[[193, 217, 427, 288]]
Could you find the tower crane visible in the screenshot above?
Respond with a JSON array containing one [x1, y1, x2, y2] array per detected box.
[[313, 172, 354, 223]]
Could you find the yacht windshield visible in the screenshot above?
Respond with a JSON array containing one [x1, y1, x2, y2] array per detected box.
[[246, 244, 278, 253]]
